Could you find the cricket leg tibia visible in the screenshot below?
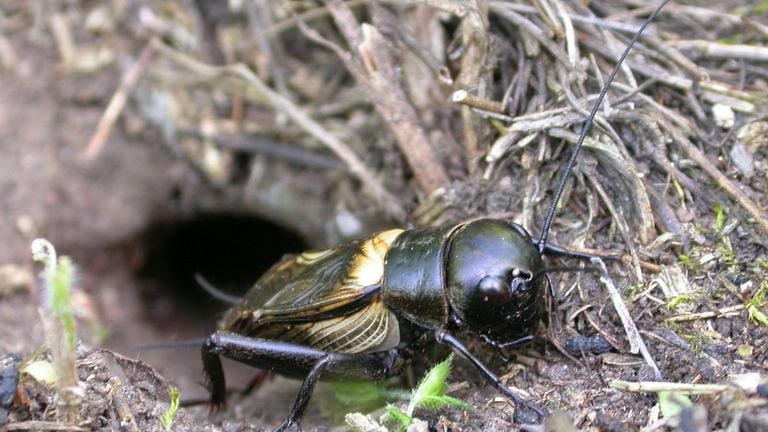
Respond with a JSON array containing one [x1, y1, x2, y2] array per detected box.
[[274, 354, 337, 432], [435, 329, 545, 420], [202, 331, 405, 430], [201, 336, 227, 411]]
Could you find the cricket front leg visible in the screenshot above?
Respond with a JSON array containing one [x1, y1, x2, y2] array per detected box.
[[435, 329, 545, 419]]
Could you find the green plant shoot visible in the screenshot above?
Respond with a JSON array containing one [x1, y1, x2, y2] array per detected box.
[[161, 387, 181, 431], [324, 380, 408, 424], [713, 203, 727, 233], [666, 294, 696, 310], [747, 281, 768, 327], [658, 391, 692, 425], [31, 238, 81, 424], [386, 354, 471, 430]]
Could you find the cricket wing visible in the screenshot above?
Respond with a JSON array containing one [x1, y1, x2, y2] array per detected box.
[[254, 299, 401, 354], [222, 229, 403, 333]]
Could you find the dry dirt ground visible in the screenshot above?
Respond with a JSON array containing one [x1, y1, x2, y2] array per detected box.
[[1, 1, 767, 432]]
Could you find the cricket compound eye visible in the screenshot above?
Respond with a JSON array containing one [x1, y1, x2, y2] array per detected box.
[[477, 275, 512, 305]]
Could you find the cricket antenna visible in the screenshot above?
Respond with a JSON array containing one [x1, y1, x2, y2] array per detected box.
[[537, 0, 669, 254], [195, 272, 241, 305]]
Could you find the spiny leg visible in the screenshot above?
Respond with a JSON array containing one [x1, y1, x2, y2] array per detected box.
[[202, 337, 227, 411], [435, 329, 544, 419], [202, 331, 404, 431], [545, 273, 561, 332], [274, 354, 336, 432], [196, 348, 268, 411]]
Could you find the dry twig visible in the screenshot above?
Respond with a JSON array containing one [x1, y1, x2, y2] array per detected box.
[[83, 42, 155, 161], [666, 304, 745, 323], [610, 380, 730, 394], [592, 258, 662, 380], [669, 40, 768, 62], [452, 0, 492, 170], [3, 421, 85, 431], [302, 0, 450, 196], [660, 118, 768, 235]]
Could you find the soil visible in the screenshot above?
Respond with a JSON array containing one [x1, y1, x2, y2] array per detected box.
[[1, 1, 767, 432]]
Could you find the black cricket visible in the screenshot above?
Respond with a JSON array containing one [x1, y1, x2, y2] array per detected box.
[[201, 2, 669, 431]]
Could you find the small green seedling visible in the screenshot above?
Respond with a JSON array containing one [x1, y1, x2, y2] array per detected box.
[[666, 294, 696, 310], [160, 387, 181, 431], [713, 203, 727, 234], [325, 380, 408, 424], [757, 1, 768, 14], [30, 238, 81, 424], [31, 239, 78, 358], [747, 281, 768, 327], [386, 354, 471, 431], [658, 391, 693, 427]]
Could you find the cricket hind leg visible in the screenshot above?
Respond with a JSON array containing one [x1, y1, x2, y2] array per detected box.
[[202, 337, 227, 411], [202, 331, 405, 431], [275, 354, 334, 432]]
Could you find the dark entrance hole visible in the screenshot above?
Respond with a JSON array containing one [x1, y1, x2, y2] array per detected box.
[[134, 213, 308, 328]]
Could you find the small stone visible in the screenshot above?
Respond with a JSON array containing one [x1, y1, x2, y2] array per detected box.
[[406, 418, 429, 432], [0, 264, 33, 297], [729, 142, 754, 178], [736, 344, 753, 358], [712, 104, 735, 128], [22, 360, 57, 385], [335, 211, 364, 238]]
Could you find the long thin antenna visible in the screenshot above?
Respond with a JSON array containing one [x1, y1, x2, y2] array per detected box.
[[538, 0, 669, 253], [195, 273, 241, 305]]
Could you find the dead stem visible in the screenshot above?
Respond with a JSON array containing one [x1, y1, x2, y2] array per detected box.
[[642, 35, 709, 81], [490, 5, 572, 66], [83, 42, 155, 161], [659, 118, 768, 235], [610, 380, 729, 394], [266, 0, 367, 37], [453, 1, 492, 171], [305, 0, 451, 196], [585, 173, 644, 282], [2, 421, 85, 431], [666, 304, 745, 323], [592, 258, 662, 380], [452, 89, 505, 114], [669, 40, 768, 62]]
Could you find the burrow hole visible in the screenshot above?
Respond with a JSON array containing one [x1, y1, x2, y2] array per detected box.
[[133, 213, 308, 329]]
